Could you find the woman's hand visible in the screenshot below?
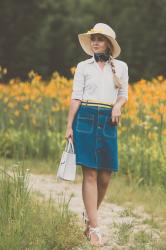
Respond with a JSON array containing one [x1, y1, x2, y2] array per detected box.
[[65, 126, 74, 142], [111, 103, 122, 125]]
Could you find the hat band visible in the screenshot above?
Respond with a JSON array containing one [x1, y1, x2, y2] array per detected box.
[[87, 28, 104, 34]]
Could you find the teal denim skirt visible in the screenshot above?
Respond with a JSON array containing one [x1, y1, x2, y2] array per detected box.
[[72, 102, 118, 172]]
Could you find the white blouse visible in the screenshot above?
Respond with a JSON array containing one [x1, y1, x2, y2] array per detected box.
[[71, 55, 129, 105]]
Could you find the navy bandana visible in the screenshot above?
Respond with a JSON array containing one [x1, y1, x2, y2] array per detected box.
[[94, 51, 110, 62]]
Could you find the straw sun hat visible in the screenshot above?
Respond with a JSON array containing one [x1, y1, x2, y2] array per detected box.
[[78, 23, 121, 58]]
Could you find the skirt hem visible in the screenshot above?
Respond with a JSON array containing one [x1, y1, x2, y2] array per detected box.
[[76, 162, 118, 172]]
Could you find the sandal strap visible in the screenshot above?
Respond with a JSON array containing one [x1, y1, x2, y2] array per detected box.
[[89, 226, 101, 234], [88, 226, 102, 242]]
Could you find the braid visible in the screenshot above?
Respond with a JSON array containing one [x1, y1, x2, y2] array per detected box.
[[107, 42, 122, 89]]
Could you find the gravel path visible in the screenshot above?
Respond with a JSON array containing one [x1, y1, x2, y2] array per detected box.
[[28, 173, 161, 249]]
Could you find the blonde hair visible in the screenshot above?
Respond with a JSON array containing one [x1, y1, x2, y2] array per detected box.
[[107, 40, 122, 89], [90, 33, 122, 89]]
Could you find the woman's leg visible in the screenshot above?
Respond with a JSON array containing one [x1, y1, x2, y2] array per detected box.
[[81, 165, 98, 227], [97, 170, 112, 210], [82, 165, 106, 246], [81, 166, 110, 246]]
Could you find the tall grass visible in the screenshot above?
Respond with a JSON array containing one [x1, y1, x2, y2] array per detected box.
[[0, 162, 89, 249]]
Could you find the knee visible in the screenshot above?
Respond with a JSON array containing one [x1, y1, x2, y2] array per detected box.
[[98, 174, 111, 189], [82, 166, 97, 183], [86, 173, 97, 183]]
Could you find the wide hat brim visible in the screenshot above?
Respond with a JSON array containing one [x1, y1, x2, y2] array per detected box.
[[78, 32, 121, 58]]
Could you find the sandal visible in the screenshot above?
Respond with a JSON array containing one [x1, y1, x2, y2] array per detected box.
[[87, 225, 105, 247]]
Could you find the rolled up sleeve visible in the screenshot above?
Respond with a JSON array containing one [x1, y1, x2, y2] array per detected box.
[[71, 62, 85, 100], [117, 62, 129, 101]]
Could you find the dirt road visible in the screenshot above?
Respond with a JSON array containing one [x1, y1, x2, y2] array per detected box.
[[28, 173, 161, 249]]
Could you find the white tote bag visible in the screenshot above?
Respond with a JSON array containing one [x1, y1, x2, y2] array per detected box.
[[56, 138, 76, 181]]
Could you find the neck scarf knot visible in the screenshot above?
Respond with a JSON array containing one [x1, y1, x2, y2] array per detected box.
[[94, 52, 110, 62]]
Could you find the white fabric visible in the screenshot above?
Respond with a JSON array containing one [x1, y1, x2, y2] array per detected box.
[[71, 55, 129, 105]]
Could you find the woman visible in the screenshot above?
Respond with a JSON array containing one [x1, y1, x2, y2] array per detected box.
[[65, 23, 129, 247]]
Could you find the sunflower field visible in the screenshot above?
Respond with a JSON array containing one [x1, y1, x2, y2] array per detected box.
[[0, 67, 165, 187]]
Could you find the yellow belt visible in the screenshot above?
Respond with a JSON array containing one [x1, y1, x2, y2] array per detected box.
[[81, 99, 114, 108]]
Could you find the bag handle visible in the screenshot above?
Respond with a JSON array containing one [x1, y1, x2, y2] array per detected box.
[[65, 138, 75, 153]]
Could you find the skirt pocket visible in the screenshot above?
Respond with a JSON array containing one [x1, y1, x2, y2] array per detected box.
[[76, 113, 95, 134], [103, 116, 117, 138]]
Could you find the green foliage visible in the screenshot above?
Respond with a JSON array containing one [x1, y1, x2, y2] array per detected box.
[[0, 0, 165, 81], [0, 129, 65, 161], [0, 163, 87, 249]]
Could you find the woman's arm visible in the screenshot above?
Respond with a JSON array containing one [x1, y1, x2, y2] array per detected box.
[[65, 62, 85, 141], [114, 96, 127, 108], [116, 62, 129, 106], [65, 99, 81, 142], [66, 99, 81, 129], [112, 62, 129, 124]]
